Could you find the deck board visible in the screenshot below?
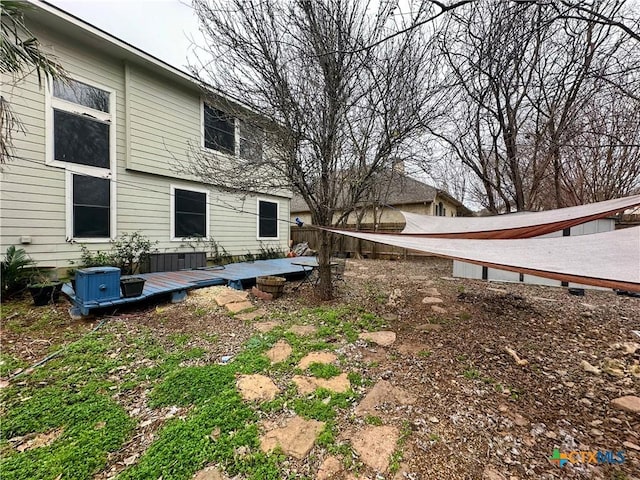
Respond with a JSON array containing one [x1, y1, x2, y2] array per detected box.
[[63, 257, 317, 315]]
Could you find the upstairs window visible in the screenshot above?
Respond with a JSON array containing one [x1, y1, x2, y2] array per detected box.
[[204, 104, 235, 154], [258, 199, 278, 239], [52, 78, 111, 169], [173, 187, 209, 239]]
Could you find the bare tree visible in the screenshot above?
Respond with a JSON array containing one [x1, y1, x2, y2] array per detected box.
[[186, 0, 438, 299], [425, 0, 640, 213]]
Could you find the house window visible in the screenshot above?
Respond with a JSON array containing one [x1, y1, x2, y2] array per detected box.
[[258, 199, 278, 239], [203, 104, 235, 154], [48, 77, 115, 241], [52, 78, 111, 168], [72, 174, 110, 238], [173, 187, 209, 239]]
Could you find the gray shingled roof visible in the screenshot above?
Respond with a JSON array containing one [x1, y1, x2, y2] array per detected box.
[[290, 172, 461, 213]]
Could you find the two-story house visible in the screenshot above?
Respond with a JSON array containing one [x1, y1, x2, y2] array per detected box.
[[0, 0, 290, 271]]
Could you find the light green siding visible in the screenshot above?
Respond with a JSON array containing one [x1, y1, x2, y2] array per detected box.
[[0, 19, 290, 269]]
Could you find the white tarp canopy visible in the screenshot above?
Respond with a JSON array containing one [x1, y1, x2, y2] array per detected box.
[[327, 226, 640, 292], [401, 194, 640, 238]]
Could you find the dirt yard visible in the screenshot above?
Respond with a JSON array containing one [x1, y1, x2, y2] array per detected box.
[[1, 257, 638, 480]]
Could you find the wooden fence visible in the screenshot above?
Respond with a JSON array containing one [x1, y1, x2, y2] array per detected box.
[[290, 223, 434, 260]]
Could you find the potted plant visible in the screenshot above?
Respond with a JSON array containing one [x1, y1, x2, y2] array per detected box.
[[120, 276, 146, 298], [28, 270, 63, 306]]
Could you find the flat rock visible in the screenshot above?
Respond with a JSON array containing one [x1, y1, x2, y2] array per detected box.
[[292, 373, 350, 394], [254, 320, 281, 333], [316, 456, 344, 480], [351, 425, 399, 472], [397, 342, 427, 356], [611, 396, 640, 414], [235, 309, 267, 321], [431, 305, 447, 314], [288, 325, 317, 336], [298, 351, 338, 370], [226, 301, 254, 314], [355, 379, 417, 416], [211, 288, 249, 306], [266, 340, 292, 364], [358, 331, 396, 347], [193, 466, 227, 480], [237, 374, 280, 402], [421, 296, 443, 305], [260, 416, 325, 459], [423, 287, 441, 296], [482, 466, 507, 480], [580, 360, 601, 375], [415, 323, 442, 332]]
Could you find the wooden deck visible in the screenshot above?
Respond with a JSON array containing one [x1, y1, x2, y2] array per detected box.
[[63, 257, 318, 316]]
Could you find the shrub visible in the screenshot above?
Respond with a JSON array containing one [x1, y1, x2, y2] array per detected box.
[[110, 232, 155, 275], [1, 246, 36, 299]]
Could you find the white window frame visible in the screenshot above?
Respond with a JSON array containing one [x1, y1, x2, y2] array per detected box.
[[256, 198, 279, 240], [46, 76, 117, 242], [201, 99, 239, 157], [170, 184, 211, 242]]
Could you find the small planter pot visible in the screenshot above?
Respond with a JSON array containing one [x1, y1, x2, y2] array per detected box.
[[120, 277, 146, 298], [29, 282, 63, 306]]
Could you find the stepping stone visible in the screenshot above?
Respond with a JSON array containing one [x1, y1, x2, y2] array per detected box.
[[288, 325, 317, 336], [254, 320, 281, 333], [355, 380, 417, 416], [235, 309, 266, 322], [358, 331, 396, 347], [431, 305, 447, 314], [298, 351, 337, 370], [423, 287, 441, 296], [237, 374, 280, 402], [317, 456, 344, 480], [211, 288, 249, 306], [351, 425, 399, 472], [422, 297, 443, 305], [266, 340, 292, 364], [414, 323, 442, 332], [610, 396, 640, 414], [292, 373, 350, 395], [193, 467, 227, 480], [260, 416, 325, 459], [397, 342, 427, 356], [226, 301, 254, 314]]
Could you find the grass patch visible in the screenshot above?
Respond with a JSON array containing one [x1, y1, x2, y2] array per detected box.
[[149, 365, 236, 407], [307, 362, 341, 379], [463, 368, 480, 380], [292, 388, 357, 422], [0, 386, 133, 480], [365, 415, 383, 426], [0, 354, 27, 377], [168, 333, 191, 347]]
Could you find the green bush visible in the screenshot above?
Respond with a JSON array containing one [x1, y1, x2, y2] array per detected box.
[[1, 246, 36, 299]]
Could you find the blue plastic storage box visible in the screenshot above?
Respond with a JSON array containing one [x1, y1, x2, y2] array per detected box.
[[75, 267, 121, 303]]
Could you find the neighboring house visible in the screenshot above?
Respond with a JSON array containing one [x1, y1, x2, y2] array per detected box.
[[290, 172, 471, 228], [0, 1, 290, 270]]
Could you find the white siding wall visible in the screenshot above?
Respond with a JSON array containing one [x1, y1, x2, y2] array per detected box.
[[0, 22, 290, 268]]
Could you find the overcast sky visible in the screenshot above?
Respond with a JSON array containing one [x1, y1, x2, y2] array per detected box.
[[48, 0, 201, 73]]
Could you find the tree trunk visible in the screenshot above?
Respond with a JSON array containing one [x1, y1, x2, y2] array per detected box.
[[316, 229, 333, 300]]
